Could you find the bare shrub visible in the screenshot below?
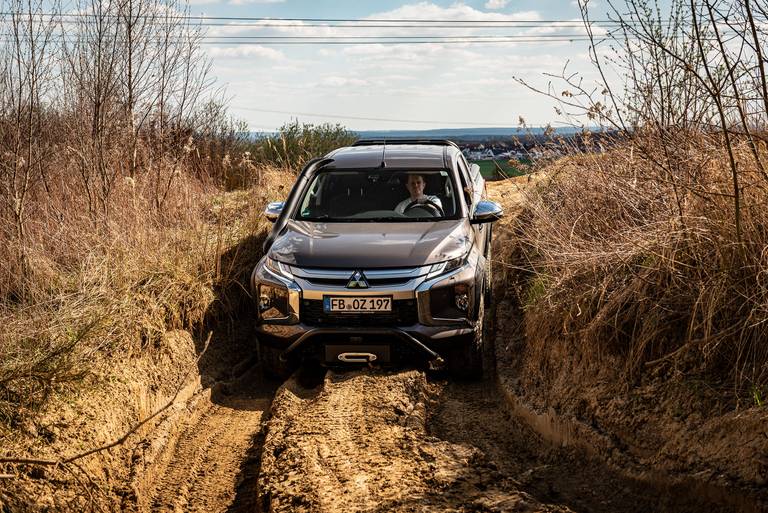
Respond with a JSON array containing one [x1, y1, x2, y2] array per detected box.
[[512, 0, 768, 400], [256, 120, 358, 172], [519, 135, 768, 388], [0, 0, 294, 432], [0, 163, 290, 425]]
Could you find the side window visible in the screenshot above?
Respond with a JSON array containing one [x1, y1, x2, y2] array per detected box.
[[467, 161, 484, 204], [299, 174, 325, 217], [456, 156, 473, 206]]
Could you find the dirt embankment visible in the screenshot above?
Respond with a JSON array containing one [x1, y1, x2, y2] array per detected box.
[[486, 177, 768, 512], [0, 327, 276, 513]]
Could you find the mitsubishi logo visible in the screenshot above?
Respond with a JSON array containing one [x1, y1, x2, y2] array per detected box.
[[346, 270, 369, 289]]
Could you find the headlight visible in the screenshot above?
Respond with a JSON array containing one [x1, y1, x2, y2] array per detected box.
[[258, 284, 290, 320], [426, 254, 467, 279], [264, 256, 294, 280]]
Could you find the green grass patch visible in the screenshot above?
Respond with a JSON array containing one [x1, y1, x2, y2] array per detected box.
[[524, 275, 549, 309], [471, 159, 529, 180]]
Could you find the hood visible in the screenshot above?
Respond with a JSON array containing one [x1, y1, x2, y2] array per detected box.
[[269, 219, 472, 269]]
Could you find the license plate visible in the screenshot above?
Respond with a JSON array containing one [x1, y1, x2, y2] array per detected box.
[[323, 296, 392, 313]]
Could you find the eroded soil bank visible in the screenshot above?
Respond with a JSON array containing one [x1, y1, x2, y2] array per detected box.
[[0, 327, 277, 513], [486, 177, 768, 513]]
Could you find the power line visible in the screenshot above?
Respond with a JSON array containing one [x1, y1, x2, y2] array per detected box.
[[235, 107, 539, 127], [0, 12, 661, 23], [145, 23, 602, 29], [0, 19, 669, 29], [199, 39, 595, 45], [2, 37, 595, 44], [194, 34, 601, 39]]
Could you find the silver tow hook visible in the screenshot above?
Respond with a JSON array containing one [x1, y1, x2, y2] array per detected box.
[[337, 352, 378, 363]]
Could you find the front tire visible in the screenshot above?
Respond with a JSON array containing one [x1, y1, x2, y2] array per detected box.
[[484, 230, 493, 305], [258, 340, 293, 380], [446, 292, 485, 379]]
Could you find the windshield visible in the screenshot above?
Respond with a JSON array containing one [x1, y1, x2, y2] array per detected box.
[[295, 169, 458, 222]]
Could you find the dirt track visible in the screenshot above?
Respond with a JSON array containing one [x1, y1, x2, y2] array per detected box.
[[105, 178, 759, 513], [122, 364, 275, 513], [121, 358, 743, 513]]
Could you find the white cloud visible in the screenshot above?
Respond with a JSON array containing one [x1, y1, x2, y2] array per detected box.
[[235, 3, 543, 39], [370, 2, 539, 22], [318, 76, 371, 88], [206, 46, 285, 60], [228, 0, 284, 4], [484, 0, 509, 9], [203, 2, 608, 129], [526, 19, 607, 37]]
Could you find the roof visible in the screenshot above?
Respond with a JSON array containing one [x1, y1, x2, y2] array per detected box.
[[323, 142, 460, 169]]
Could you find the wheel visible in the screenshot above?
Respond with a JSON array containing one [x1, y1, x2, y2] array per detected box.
[[446, 292, 485, 379], [484, 228, 494, 305], [258, 340, 293, 380]]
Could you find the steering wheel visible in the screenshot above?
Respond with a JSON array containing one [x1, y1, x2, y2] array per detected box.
[[404, 199, 444, 217]]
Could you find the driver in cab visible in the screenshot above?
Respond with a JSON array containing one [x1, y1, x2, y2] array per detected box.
[[394, 173, 443, 215]]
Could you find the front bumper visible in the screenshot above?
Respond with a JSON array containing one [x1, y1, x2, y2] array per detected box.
[[251, 256, 481, 362]]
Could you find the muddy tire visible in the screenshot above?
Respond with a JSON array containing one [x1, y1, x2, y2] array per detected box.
[[484, 240, 493, 306], [446, 293, 485, 380], [258, 340, 293, 380]]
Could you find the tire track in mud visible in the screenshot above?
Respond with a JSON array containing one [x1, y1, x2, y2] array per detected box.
[[125, 365, 275, 513], [257, 367, 744, 513], [258, 369, 568, 513], [147, 398, 267, 512]]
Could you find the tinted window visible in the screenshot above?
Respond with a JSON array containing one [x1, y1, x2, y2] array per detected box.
[[296, 169, 458, 222]]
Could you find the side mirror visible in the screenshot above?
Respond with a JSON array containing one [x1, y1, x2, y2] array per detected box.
[[471, 200, 503, 224], [264, 201, 285, 222]]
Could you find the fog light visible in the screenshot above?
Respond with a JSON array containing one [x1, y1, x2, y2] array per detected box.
[[455, 284, 470, 311], [259, 284, 289, 320]]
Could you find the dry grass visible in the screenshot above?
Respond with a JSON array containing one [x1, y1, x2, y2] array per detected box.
[[511, 131, 768, 401], [0, 159, 293, 431]]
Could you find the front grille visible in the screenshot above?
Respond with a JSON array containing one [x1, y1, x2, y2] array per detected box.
[[300, 299, 418, 327], [303, 277, 412, 287]]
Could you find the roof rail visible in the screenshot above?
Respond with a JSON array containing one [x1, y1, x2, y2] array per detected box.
[[352, 138, 460, 149]]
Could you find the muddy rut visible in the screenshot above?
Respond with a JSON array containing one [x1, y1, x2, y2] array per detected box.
[[256, 369, 737, 513], [123, 365, 275, 513], [124, 362, 746, 513]]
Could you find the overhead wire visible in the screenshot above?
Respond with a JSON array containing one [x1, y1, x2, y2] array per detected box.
[[0, 13, 717, 46], [233, 107, 562, 127], [0, 12, 672, 24]]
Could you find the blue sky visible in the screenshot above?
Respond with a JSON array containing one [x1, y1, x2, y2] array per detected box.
[[190, 1, 610, 130]]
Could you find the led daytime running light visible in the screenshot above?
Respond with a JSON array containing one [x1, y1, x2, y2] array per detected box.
[[426, 254, 467, 279], [265, 256, 294, 280]]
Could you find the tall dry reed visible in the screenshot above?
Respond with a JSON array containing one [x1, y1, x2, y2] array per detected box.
[[513, 130, 768, 400]]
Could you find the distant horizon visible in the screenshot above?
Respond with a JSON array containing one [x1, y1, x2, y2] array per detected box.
[[249, 125, 585, 136]]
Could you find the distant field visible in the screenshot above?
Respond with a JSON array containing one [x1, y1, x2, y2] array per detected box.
[[471, 159, 529, 180]]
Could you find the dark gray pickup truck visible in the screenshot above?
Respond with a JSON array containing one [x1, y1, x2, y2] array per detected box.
[[251, 139, 503, 377]]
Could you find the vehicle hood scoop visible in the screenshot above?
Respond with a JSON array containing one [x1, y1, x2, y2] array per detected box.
[[269, 219, 472, 268]]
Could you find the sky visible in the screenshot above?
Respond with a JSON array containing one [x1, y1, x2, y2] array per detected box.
[[190, 0, 612, 131]]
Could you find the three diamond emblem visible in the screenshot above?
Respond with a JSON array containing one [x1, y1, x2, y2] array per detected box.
[[346, 270, 369, 289]]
